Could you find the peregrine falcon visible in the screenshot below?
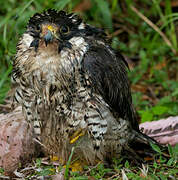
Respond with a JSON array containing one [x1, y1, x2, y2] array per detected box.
[[12, 9, 158, 165]]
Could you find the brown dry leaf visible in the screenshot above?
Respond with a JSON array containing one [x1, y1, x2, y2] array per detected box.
[[144, 157, 154, 161], [0, 106, 36, 175], [123, 55, 135, 70], [142, 95, 151, 101], [131, 84, 147, 93], [74, 0, 91, 12], [139, 173, 147, 178], [155, 60, 167, 70], [88, 177, 97, 180], [160, 1, 178, 7]]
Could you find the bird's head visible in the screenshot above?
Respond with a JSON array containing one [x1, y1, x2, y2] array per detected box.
[[42, 24, 59, 46], [27, 9, 106, 52]]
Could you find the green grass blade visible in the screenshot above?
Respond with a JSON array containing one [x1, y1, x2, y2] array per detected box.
[[18, 0, 34, 16], [94, 0, 112, 29], [56, 0, 72, 10], [0, 66, 12, 90], [64, 147, 75, 179]]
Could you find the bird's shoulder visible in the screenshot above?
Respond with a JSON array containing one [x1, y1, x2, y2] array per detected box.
[[82, 42, 139, 130]]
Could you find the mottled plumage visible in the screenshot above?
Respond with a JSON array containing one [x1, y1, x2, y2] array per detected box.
[[12, 9, 158, 165]]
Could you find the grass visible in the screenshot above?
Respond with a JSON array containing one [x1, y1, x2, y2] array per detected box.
[[0, 0, 178, 179], [0, 144, 177, 179]]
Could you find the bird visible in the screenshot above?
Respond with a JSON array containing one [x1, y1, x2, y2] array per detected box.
[[12, 9, 160, 165]]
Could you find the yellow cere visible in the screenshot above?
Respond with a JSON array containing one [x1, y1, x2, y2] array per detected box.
[[47, 25, 56, 32]]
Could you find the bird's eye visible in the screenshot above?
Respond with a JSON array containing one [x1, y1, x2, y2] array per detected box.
[[60, 26, 69, 34], [36, 24, 41, 31]]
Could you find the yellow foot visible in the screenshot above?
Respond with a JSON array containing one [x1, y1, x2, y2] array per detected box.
[[69, 129, 85, 144], [64, 160, 85, 172], [50, 155, 59, 161], [50, 156, 85, 172]]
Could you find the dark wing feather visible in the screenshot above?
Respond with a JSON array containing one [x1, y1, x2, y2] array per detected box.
[[82, 45, 139, 130]]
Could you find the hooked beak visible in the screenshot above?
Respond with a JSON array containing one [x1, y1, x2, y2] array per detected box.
[[44, 25, 59, 46], [44, 30, 53, 46]]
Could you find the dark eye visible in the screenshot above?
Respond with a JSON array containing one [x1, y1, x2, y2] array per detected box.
[[36, 24, 41, 31], [60, 26, 69, 34]]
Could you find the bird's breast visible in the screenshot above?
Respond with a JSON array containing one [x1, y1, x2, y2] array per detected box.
[[25, 37, 89, 92]]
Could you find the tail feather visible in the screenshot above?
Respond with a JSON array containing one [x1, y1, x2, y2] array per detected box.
[[134, 130, 160, 146], [126, 130, 167, 163]]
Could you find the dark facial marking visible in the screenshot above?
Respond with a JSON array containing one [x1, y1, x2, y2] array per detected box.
[[30, 39, 39, 51], [28, 9, 107, 52]]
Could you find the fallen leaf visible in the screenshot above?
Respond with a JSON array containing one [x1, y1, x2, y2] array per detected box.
[[74, 0, 91, 12]]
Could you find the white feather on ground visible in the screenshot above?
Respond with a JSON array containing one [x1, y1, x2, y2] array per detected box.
[[139, 116, 178, 146]]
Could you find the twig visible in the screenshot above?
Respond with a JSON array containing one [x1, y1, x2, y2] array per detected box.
[[85, 162, 101, 174], [33, 138, 47, 149], [130, 5, 176, 54], [108, 173, 120, 180]]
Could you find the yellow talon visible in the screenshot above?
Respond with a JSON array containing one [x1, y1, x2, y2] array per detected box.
[[63, 160, 84, 172], [70, 129, 85, 144], [70, 160, 84, 172], [50, 155, 59, 161]]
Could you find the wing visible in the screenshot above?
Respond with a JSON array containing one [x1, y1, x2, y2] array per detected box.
[[82, 45, 139, 131]]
